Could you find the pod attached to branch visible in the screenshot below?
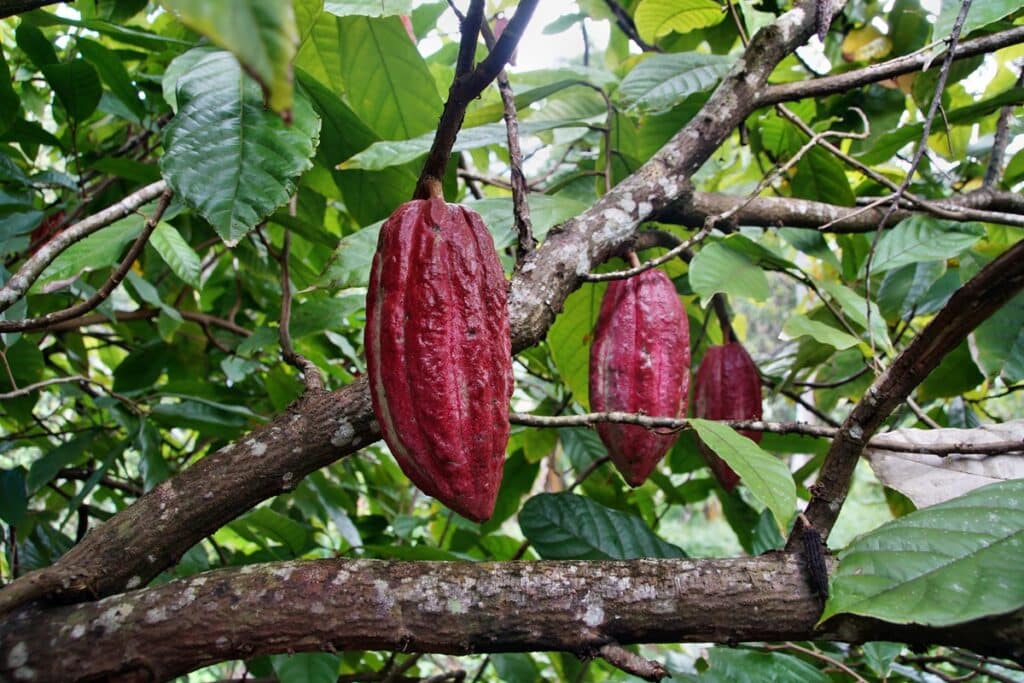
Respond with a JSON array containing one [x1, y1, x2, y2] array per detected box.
[[365, 198, 513, 522], [589, 269, 691, 486]]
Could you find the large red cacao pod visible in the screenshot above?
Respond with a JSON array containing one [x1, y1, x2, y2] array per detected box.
[[589, 268, 690, 486], [692, 342, 763, 492], [365, 198, 513, 522]]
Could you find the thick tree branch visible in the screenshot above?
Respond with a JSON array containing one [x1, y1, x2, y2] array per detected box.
[[0, 0, 847, 616], [3, 557, 1022, 681], [791, 238, 1024, 547], [757, 26, 1024, 107]]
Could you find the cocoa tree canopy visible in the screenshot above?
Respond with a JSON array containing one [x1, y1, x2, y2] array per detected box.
[[2, 1, 1024, 682]]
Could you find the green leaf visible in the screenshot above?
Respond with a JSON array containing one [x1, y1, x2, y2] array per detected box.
[[41, 60, 103, 121], [519, 492, 687, 560], [547, 282, 605, 411], [271, 653, 340, 683], [160, 0, 299, 114], [935, 0, 1020, 39], [160, 49, 320, 246], [27, 432, 97, 494], [36, 215, 143, 287], [491, 654, 541, 683], [15, 23, 58, 68], [782, 314, 861, 350], [818, 280, 892, 354], [792, 146, 855, 207], [634, 0, 726, 43], [972, 291, 1024, 383], [864, 216, 984, 275], [697, 648, 829, 683], [877, 261, 946, 320], [150, 222, 202, 288], [689, 419, 795, 529], [0, 468, 28, 527], [0, 51, 19, 136], [822, 480, 1024, 626], [342, 118, 590, 172], [618, 52, 733, 112], [232, 507, 311, 555], [689, 241, 769, 306], [918, 341, 983, 401], [778, 228, 840, 270], [324, 0, 411, 16], [338, 15, 441, 140], [76, 37, 146, 121]]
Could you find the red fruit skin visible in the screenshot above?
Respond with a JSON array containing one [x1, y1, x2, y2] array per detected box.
[[589, 269, 690, 486], [693, 342, 763, 492], [365, 198, 512, 522]]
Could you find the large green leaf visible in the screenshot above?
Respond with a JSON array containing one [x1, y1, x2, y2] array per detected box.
[[0, 51, 20, 136], [161, 49, 320, 246], [863, 216, 984, 275], [689, 241, 769, 306], [972, 292, 1024, 383], [618, 52, 733, 112], [822, 480, 1024, 626], [160, 0, 299, 114], [342, 118, 591, 171], [337, 15, 441, 140], [689, 419, 795, 529], [818, 280, 892, 354], [41, 60, 103, 120], [519, 492, 687, 560], [0, 468, 28, 527], [634, 0, 726, 43]]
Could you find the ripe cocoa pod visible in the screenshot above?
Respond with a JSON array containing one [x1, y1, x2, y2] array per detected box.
[[589, 268, 690, 486], [692, 342, 763, 491], [365, 198, 512, 522]]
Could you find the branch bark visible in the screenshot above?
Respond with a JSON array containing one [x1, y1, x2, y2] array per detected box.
[[0, 0, 68, 19], [3, 557, 1022, 681], [0, 0, 845, 617]]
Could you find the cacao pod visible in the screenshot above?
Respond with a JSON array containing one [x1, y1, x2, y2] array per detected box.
[[589, 268, 690, 486], [365, 198, 513, 522], [692, 342, 763, 491]]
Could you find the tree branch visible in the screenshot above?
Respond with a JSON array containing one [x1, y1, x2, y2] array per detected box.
[[0, 180, 168, 314], [0, 0, 848, 616], [756, 26, 1024, 107], [791, 238, 1024, 547], [3, 557, 1021, 681], [0, 0, 68, 19]]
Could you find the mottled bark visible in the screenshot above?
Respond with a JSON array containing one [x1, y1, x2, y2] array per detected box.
[[3, 557, 1022, 681]]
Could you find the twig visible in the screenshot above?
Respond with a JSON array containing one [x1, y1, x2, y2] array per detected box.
[[596, 643, 668, 682], [478, 20, 534, 263], [765, 642, 866, 682], [0, 180, 168, 314], [582, 224, 709, 282], [0, 190, 172, 333], [983, 67, 1023, 188], [756, 26, 1024, 107], [510, 411, 1024, 456], [789, 237, 1024, 549], [567, 455, 611, 492], [601, 0, 660, 52], [414, 0, 539, 199], [42, 308, 251, 337], [278, 207, 324, 393]]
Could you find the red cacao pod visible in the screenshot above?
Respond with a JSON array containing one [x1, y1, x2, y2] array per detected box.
[[365, 198, 513, 522], [589, 268, 690, 486], [692, 342, 763, 491]]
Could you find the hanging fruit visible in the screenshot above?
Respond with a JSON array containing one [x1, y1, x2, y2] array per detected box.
[[365, 197, 513, 522], [589, 268, 691, 486], [692, 341, 763, 491]]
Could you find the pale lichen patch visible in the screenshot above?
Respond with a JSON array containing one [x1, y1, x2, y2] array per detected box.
[[145, 607, 167, 624], [332, 421, 355, 447], [95, 603, 134, 633], [6, 641, 28, 668], [70, 624, 86, 639], [126, 576, 142, 590], [251, 441, 268, 457]]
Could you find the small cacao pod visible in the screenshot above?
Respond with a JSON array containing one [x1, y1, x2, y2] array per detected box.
[[365, 198, 512, 522], [589, 268, 690, 486], [692, 342, 763, 491]]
